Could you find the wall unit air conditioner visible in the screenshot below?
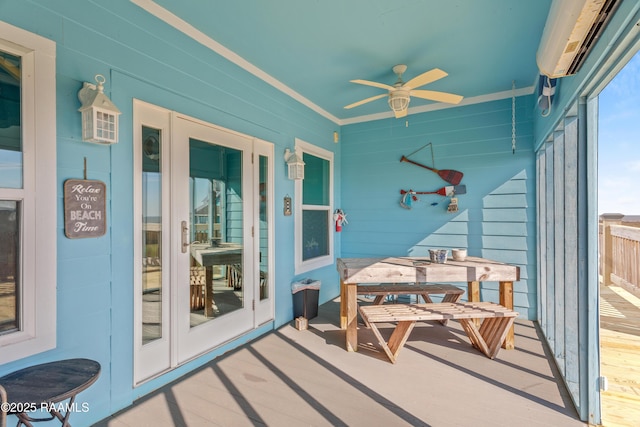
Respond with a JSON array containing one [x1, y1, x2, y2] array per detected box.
[[537, 0, 620, 78]]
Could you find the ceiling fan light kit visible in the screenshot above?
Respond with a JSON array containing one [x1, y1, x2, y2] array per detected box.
[[388, 91, 410, 114], [345, 64, 463, 118]]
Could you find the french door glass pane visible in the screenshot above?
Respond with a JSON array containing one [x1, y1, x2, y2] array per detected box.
[[0, 201, 19, 335], [259, 155, 269, 300], [189, 139, 243, 327], [141, 127, 162, 345], [0, 50, 22, 189]]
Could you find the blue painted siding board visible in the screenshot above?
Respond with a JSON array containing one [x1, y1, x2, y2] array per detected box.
[[0, 1, 63, 40], [57, 310, 110, 349], [58, 256, 111, 287], [537, 148, 547, 335], [545, 141, 556, 348], [553, 128, 566, 375], [410, 235, 472, 250], [481, 222, 528, 236], [481, 236, 528, 250], [490, 180, 528, 194], [563, 114, 581, 393], [479, 249, 530, 266], [482, 208, 529, 222]]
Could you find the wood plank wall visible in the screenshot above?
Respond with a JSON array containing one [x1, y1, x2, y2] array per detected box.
[[341, 97, 536, 318]]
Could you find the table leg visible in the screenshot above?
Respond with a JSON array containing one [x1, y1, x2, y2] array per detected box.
[[205, 267, 214, 317], [467, 281, 480, 327], [499, 281, 515, 349], [340, 279, 346, 329], [345, 282, 358, 352], [467, 281, 480, 302]]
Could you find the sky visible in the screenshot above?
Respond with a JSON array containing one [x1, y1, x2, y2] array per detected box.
[[598, 50, 640, 215]]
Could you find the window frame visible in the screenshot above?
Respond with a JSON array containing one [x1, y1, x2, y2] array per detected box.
[[294, 138, 333, 274], [0, 21, 57, 364]]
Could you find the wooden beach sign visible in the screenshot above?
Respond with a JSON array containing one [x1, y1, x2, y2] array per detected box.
[[64, 179, 106, 238]]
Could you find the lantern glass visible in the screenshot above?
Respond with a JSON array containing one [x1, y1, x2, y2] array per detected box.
[[95, 109, 117, 142], [81, 107, 118, 144], [288, 163, 304, 180]]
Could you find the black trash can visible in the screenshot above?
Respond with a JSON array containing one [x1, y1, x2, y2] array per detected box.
[[292, 279, 321, 320]]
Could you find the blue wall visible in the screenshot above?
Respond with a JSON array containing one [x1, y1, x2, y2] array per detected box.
[[341, 97, 537, 318], [0, 0, 339, 424]]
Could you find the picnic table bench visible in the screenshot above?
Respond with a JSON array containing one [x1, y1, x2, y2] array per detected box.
[[358, 301, 518, 363], [357, 283, 464, 325]]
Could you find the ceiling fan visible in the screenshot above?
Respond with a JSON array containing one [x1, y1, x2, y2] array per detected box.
[[344, 64, 464, 118]]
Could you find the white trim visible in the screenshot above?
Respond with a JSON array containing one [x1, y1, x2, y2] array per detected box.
[[133, 100, 173, 385], [0, 21, 57, 364], [294, 139, 334, 275], [253, 138, 275, 325]]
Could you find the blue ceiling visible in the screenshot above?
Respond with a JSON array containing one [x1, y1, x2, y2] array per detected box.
[[150, 0, 553, 123]]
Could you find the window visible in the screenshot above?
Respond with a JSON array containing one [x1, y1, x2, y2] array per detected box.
[[294, 139, 333, 274], [0, 22, 56, 364]]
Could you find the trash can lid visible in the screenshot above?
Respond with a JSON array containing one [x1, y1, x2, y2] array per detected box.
[[291, 278, 321, 293]]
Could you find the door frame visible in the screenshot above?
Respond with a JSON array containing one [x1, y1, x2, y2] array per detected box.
[[133, 100, 275, 385]]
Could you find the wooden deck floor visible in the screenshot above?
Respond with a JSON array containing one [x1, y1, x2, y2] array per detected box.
[[600, 285, 640, 427], [95, 297, 584, 427]]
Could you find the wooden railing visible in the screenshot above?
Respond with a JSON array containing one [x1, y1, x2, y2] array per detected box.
[[599, 214, 640, 292]]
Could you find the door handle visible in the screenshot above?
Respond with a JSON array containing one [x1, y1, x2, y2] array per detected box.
[[181, 221, 189, 253]]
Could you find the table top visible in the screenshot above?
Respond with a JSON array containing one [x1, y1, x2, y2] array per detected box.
[[0, 358, 100, 407], [337, 256, 520, 283], [190, 243, 242, 266]]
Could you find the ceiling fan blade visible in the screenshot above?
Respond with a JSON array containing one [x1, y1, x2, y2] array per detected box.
[[394, 108, 408, 119], [403, 68, 448, 90], [344, 93, 387, 109], [410, 90, 463, 104], [350, 79, 394, 91]]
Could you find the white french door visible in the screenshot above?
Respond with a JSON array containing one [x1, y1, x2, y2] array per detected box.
[[133, 101, 274, 384]]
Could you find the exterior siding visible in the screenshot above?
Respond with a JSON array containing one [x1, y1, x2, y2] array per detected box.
[[341, 97, 538, 319], [0, 0, 340, 424]]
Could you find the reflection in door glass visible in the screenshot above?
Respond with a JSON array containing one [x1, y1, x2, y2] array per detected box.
[[0, 50, 23, 189], [141, 126, 162, 344], [259, 155, 269, 300], [189, 139, 243, 327], [0, 51, 22, 336], [0, 201, 19, 335]]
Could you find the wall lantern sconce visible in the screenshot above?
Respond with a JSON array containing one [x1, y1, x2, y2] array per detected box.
[[78, 74, 121, 144], [284, 148, 305, 180]]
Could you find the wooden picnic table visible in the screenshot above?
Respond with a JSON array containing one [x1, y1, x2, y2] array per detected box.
[[336, 256, 520, 352], [190, 243, 242, 316]]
